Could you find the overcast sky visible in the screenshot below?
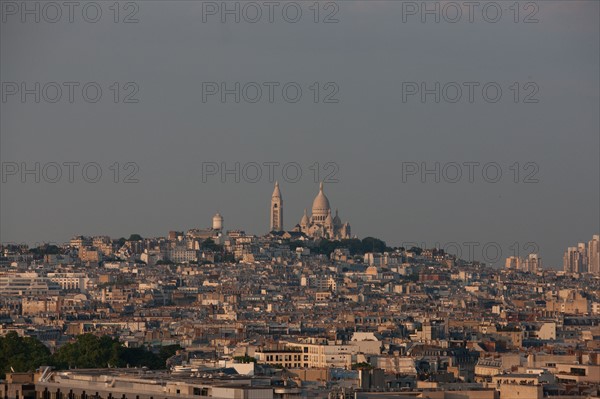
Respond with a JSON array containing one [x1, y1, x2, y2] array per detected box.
[[1, 0, 599, 268]]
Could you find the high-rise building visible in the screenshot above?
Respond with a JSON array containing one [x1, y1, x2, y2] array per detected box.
[[506, 254, 542, 273], [505, 256, 521, 270], [588, 235, 599, 275], [523, 253, 542, 273], [270, 182, 283, 232], [563, 246, 584, 274], [578, 242, 588, 271]]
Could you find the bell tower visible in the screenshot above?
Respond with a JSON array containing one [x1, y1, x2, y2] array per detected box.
[[270, 182, 283, 232]]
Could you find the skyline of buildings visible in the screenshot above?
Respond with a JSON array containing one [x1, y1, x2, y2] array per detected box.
[[1, 184, 599, 399], [1, 182, 596, 271], [563, 235, 600, 275], [2, 1, 597, 398], [2, 182, 600, 274], [1, 216, 600, 399]]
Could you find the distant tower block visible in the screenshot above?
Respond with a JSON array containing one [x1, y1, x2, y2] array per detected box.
[[270, 182, 283, 232], [212, 213, 224, 230]]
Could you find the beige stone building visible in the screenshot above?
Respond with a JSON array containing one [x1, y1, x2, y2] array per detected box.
[[298, 183, 351, 240]]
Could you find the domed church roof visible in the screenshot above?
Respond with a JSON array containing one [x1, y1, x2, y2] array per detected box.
[[325, 209, 333, 224], [300, 209, 309, 225], [312, 182, 330, 215], [333, 209, 342, 225]]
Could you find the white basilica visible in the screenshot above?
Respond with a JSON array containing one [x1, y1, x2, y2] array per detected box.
[[270, 182, 351, 240]]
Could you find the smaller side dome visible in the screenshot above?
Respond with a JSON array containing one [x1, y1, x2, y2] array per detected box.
[[300, 209, 309, 225], [325, 209, 333, 225]]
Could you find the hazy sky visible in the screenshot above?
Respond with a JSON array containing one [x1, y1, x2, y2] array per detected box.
[[1, 1, 599, 268]]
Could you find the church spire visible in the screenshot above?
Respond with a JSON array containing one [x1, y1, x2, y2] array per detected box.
[[272, 181, 282, 198]]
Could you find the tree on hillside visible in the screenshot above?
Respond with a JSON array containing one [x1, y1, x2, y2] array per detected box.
[[360, 237, 389, 253]]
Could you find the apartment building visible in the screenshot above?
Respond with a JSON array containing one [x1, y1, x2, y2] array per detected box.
[[34, 369, 275, 399]]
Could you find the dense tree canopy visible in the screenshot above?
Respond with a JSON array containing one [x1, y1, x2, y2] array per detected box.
[[0, 333, 178, 378], [0, 332, 52, 377], [297, 237, 391, 256], [29, 244, 61, 256], [201, 238, 220, 251], [52, 334, 121, 369]]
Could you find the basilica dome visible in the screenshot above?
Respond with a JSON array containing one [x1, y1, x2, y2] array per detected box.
[[311, 182, 331, 222], [286, 182, 351, 240]]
